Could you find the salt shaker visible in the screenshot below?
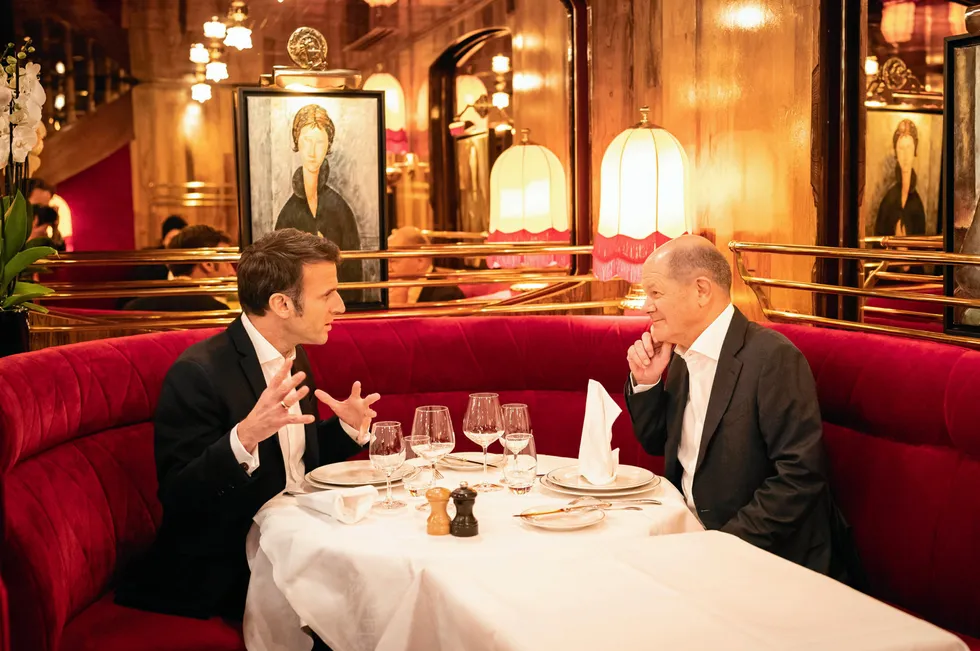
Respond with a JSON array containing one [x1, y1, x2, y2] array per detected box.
[[425, 487, 451, 536], [450, 481, 478, 537]]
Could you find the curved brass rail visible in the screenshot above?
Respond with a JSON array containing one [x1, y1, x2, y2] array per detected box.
[[730, 241, 980, 348]]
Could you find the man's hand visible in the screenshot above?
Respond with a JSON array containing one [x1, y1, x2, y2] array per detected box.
[[237, 359, 315, 453], [627, 327, 673, 386], [315, 381, 381, 442]]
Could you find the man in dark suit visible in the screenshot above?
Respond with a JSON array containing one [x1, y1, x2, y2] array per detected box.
[[116, 229, 379, 650], [625, 235, 858, 583]]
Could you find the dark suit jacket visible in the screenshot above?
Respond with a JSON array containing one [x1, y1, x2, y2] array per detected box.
[[122, 295, 232, 312], [115, 317, 363, 620], [418, 284, 465, 303], [626, 309, 859, 583]]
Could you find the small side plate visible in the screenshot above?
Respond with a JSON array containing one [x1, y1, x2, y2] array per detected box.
[[518, 506, 606, 531]]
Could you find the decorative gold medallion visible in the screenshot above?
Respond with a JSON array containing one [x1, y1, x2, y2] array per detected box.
[[287, 27, 329, 70]]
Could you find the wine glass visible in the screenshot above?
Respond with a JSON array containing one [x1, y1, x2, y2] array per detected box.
[[412, 406, 456, 510], [462, 393, 504, 492], [369, 421, 406, 510], [503, 432, 537, 494], [500, 404, 532, 484]]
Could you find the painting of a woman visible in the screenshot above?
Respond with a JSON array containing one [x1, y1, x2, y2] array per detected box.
[[874, 119, 927, 237], [276, 104, 363, 298]]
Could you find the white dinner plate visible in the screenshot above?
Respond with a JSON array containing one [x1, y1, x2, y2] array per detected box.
[[518, 505, 605, 531], [307, 460, 414, 487], [538, 474, 662, 498], [546, 464, 656, 491], [436, 451, 503, 471]]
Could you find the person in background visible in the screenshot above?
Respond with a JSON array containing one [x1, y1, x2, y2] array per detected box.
[[161, 215, 188, 248], [123, 225, 237, 312], [26, 205, 66, 252], [387, 226, 464, 305]]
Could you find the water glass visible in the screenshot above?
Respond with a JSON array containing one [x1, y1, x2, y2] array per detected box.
[[503, 432, 537, 494], [404, 434, 435, 503], [500, 403, 532, 484]]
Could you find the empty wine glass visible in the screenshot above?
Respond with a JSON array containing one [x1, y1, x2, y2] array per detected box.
[[369, 421, 406, 510], [503, 432, 537, 494], [412, 406, 456, 510], [500, 404, 532, 484], [462, 393, 504, 492]]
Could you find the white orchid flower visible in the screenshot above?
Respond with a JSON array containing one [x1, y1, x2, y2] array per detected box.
[[11, 122, 38, 163], [11, 97, 41, 126]]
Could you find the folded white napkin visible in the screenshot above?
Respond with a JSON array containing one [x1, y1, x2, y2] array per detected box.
[[292, 485, 378, 524], [577, 379, 621, 486]]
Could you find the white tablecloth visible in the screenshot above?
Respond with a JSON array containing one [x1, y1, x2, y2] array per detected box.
[[244, 455, 700, 651], [243, 456, 966, 651]]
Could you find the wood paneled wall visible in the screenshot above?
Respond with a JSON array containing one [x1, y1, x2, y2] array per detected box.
[[590, 0, 819, 318]]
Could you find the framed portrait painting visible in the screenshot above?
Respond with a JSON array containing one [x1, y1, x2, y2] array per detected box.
[[861, 107, 943, 241], [235, 88, 388, 310], [943, 33, 980, 336]]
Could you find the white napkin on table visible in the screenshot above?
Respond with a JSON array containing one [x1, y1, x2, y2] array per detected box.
[[292, 485, 378, 524], [577, 379, 621, 486]]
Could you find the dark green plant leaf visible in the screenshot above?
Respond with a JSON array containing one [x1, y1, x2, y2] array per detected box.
[[21, 301, 48, 314], [2, 192, 29, 264], [12, 281, 53, 296], [3, 292, 51, 308], [1, 246, 56, 290]]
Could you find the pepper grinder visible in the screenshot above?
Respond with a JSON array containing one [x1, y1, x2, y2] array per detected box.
[[450, 481, 478, 537], [425, 487, 451, 536]]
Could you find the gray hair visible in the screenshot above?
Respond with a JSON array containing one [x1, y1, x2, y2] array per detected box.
[[667, 245, 733, 291]]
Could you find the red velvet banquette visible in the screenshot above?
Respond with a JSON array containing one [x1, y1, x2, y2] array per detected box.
[[0, 316, 977, 651]]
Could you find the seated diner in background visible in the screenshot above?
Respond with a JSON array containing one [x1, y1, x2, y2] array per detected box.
[[387, 226, 465, 306], [123, 224, 239, 312]]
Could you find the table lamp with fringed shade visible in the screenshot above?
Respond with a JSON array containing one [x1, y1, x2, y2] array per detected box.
[[594, 106, 693, 310], [487, 128, 570, 269], [363, 71, 408, 155]]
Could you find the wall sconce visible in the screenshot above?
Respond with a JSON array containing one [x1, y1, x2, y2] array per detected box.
[[487, 128, 569, 270], [363, 70, 408, 155], [456, 74, 490, 133], [595, 106, 693, 310]]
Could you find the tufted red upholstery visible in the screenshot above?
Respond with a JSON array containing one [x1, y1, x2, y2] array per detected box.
[[769, 323, 980, 641], [0, 316, 978, 650]]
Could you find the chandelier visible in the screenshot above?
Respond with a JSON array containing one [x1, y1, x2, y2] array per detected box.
[[224, 1, 253, 51]]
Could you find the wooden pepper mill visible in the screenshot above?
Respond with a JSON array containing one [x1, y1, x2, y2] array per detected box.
[[425, 487, 451, 535], [450, 481, 478, 537]]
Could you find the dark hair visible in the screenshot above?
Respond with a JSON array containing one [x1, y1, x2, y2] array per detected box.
[[167, 224, 231, 276], [162, 215, 188, 239], [237, 228, 341, 315], [33, 205, 59, 226], [20, 177, 55, 199], [291, 104, 335, 154], [893, 119, 919, 156], [667, 244, 733, 291]]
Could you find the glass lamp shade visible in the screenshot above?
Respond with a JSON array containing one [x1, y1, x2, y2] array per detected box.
[[224, 25, 253, 51], [487, 131, 570, 269], [456, 74, 489, 133], [594, 112, 693, 283], [363, 72, 408, 154], [191, 83, 212, 103], [880, 1, 915, 45]]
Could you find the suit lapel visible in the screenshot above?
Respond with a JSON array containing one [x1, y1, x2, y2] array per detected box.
[[695, 309, 748, 474], [228, 316, 268, 403]]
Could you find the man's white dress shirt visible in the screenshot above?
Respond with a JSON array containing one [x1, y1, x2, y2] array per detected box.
[[633, 303, 735, 512], [229, 313, 366, 492]]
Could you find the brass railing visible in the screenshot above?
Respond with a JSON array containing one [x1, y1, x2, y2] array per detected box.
[[730, 241, 980, 348]]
